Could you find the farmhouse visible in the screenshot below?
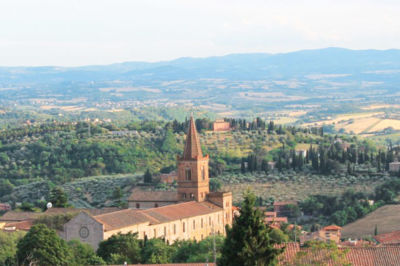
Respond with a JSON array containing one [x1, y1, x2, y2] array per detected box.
[[64, 116, 233, 250], [389, 161, 400, 173], [213, 119, 230, 132]]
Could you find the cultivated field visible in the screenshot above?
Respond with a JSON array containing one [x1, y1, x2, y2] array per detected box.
[[342, 205, 400, 239]]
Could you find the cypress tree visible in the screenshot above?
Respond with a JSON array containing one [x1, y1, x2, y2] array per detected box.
[[219, 190, 283, 266]]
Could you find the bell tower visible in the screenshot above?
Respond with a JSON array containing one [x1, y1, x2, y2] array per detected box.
[[177, 116, 209, 202]]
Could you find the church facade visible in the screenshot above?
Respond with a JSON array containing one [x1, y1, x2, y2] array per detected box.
[[64, 116, 233, 250]]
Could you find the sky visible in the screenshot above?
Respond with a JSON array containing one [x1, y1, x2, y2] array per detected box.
[[1, 0, 400, 66]]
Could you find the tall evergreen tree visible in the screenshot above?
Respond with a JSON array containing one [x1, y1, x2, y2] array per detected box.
[[219, 190, 283, 266], [144, 169, 152, 183]]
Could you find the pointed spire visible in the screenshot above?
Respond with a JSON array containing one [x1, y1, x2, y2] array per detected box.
[[183, 115, 203, 160]]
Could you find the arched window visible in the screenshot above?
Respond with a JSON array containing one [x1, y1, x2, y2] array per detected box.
[[201, 166, 205, 180], [154, 229, 157, 237], [193, 220, 196, 229], [164, 226, 167, 236], [201, 218, 203, 228], [185, 168, 191, 180]]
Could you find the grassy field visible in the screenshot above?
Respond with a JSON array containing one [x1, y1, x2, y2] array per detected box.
[[342, 205, 400, 239]]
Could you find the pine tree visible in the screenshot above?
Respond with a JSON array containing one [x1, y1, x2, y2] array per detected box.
[[219, 190, 283, 266], [374, 224, 378, 236], [144, 169, 152, 183]]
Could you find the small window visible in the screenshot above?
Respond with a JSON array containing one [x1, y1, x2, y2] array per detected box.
[[183, 193, 187, 199], [164, 226, 167, 236], [183, 222, 186, 233], [201, 218, 203, 228], [185, 169, 191, 180], [202, 166, 205, 180], [154, 229, 157, 237], [190, 193, 194, 199], [174, 224, 176, 234], [136, 203, 140, 209], [209, 217, 211, 226], [154, 203, 158, 208], [193, 220, 196, 229]]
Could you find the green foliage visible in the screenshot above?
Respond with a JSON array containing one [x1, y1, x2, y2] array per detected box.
[[49, 186, 69, 207], [16, 224, 71, 266], [144, 169, 153, 183], [161, 128, 178, 153], [210, 178, 222, 192], [68, 240, 105, 266], [34, 214, 76, 231], [0, 231, 25, 266], [219, 189, 283, 266], [141, 238, 173, 264], [0, 179, 14, 197], [291, 240, 350, 266], [171, 236, 225, 263], [269, 228, 289, 244], [97, 232, 142, 264]]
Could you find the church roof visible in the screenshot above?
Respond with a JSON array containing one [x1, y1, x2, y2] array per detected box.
[[128, 190, 178, 202], [92, 201, 222, 231], [182, 116, 203, 160]]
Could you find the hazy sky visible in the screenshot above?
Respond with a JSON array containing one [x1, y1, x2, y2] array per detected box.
[[1, 0, 400, 66]]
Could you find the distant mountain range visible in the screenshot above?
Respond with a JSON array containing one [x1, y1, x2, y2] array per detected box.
[[0, 47, 400, 116], [1, 47, 400, 83]]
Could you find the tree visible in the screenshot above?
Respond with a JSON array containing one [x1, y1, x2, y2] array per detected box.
[[0, 230, 25, 266], [290, 241, 350, 266], [144, 169, 153, 183], [141, 238, 173, 264], [219, 189, 283, 266], [161, 128, 178, 153], [0, 179, 14, 197], [16, 224, 71, 266], [374, 224, 378, 236], [210, 178, 222, 192], [49, 186, 68, 208], [68, 240, 105, 266], [97, 232, 142, 264]]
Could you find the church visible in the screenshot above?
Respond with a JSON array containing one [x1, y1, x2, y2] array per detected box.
[[63, 116, 233, 250]]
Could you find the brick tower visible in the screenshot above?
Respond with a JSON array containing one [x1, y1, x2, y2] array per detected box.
[[177, 116, 209, 202]]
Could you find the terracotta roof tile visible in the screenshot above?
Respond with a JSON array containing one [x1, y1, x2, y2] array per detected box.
[[374, 230, 400, 244], [142, 201, 222, 223], [0, 211, 42, 222], [323, 225, 342, 231], [277, 243, 400, 265], [45, 207, 119, 216], [2, 220, 33, 231], [128, 189, 178, 202], [93, 201, 222, 231], [94, 209, 156, 231]]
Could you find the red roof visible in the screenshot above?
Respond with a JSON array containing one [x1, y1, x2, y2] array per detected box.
[[323, 225, 342, 231], [265, 217, 288, 223], [2, 220, 33, 231], [374, 230, 400, 244], [277, 242, 400, 265], [273, 201, 297, 206]]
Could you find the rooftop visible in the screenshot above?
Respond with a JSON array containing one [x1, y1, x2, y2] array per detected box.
[[93, 201, 222, 231], [128, 190, 178, 202], [374, 230, 400, 244]]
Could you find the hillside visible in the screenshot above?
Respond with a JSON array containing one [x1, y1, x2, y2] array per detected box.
[[1, 48, 400, 129], [342, 205, 400, 239]]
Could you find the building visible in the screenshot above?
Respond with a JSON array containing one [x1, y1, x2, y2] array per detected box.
[[300, 225, 342, 244], [389, 161, 400, 173], [0, 203, 11, 211], [374, 230, 400, 244], [159, 170, 177, 184], [277, 242, 400, 266], [213, 119, 230, 132], [273, 201, 298, 217], [64, 116, 233, 250]]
